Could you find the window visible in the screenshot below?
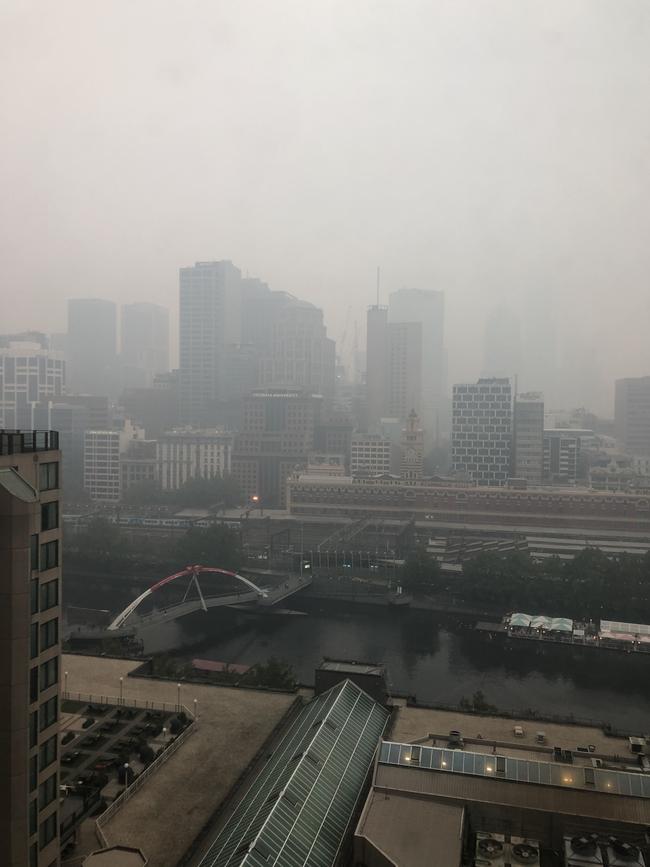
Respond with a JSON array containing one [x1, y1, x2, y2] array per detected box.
[[41, 501, 58, 532], [30, 534, 39, 572], [39, 696, 57, 732], [29, 711, 38, 748], [39, 462, 59, 492], [29, 755, 38, 792], [30, 667, 39, 703], [30, 843, 38, 867], [39, 773, 57, 810], [30, 579, 39, 615], [39, 735, 57, 772], [30, 623, 39, 659], [39, 811, 57, 849], [40, 579, 58, 611], [40, 657, 58, 692], [40, 619, 58, 652], [40, 541, 58, 571], [29, 799, 38, 836]]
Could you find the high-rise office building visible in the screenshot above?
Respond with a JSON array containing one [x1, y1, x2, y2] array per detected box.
[[365, 289, 445, 441], [258, 298, 335, 399], [543, 429, 581, 484], [387, 322, 422, 422], [365, 305, 390, 427], [388, 288, 445, 439], [0, 429, 62, 867], [482, 304, 522, 379], [157, 429, 233, 490], [0, 341, 65, 429], [67, 298, 118, 397], [513, 392, 544, 484], [232, 390, 323, 507], [83, 420, 145, 502], [179, 261, 243, 427], [615, 377, 650, 456], [120, 303, 170, 389], [451, 378, 512, 486]]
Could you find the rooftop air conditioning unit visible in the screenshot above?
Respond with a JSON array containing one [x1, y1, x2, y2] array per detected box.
[[606, 838, 646, 867], [510, 837, 540, 867], [475, 832, 508, 867], [564, 834, 604, 867]]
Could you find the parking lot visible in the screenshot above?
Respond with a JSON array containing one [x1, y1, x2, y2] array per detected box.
[[60, 700, 189, 822]]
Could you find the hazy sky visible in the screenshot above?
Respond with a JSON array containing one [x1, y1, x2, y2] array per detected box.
[[2, 1, 649, 412]]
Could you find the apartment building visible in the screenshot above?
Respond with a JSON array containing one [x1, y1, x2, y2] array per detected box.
[[0, 430, 62, 867]]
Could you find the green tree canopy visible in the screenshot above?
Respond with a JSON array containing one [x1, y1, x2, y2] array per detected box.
[[401, 545, 441, 591]]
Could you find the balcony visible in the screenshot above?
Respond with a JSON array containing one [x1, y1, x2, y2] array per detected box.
[[0, 430, 60, 455]]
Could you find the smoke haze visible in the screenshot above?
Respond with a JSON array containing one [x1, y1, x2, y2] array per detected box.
[[2, 0, 650, 412]]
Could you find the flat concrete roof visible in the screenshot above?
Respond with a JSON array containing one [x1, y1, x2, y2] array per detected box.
[[356, 791, 464, 867], [83, 846, 147, 866], [63, 655, 296, 867], [391, 706, 633, 761], [375, 763, 650, 825]]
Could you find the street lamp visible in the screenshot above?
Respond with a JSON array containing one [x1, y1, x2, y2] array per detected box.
[[193, 698, 198, 721], [64, 670, 68, 696], [123, 763, 130, 796], [162, 726, 167, 743]]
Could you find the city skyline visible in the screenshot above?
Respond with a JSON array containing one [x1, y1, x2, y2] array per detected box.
[[4, 3, 650, 412]]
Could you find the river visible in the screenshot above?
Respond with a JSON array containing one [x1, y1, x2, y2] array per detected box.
[[64, 577, 650, 731]]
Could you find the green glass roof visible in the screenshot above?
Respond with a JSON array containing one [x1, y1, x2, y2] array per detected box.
[[198, 679, 389, 867]]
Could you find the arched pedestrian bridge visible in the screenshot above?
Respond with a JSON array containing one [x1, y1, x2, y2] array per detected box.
[[107, 565, 311, 633]]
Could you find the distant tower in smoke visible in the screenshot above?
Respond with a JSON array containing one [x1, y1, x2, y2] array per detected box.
[[482, 304, 522, 380]]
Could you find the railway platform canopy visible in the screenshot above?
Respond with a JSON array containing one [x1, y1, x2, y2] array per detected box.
[[196, 678, 389, 867]]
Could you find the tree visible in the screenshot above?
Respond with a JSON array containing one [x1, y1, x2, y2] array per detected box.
[[74, 518, 130, 566], [248, 657, 296, 690], [174, 524, 242, 570], [401, 545, 441, 591]]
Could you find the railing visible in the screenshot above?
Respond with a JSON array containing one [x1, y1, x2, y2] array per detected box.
[[0, 429, 59, 455], [62, 690, 195, 717], [95, 718, 197, 846]]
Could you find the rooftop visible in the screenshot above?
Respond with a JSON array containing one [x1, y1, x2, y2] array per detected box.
[[0, 429, 59, 455], [197, 679, 390, 867], [62, 655, 296, 867]]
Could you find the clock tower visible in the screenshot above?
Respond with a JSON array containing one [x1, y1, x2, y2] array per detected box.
[[400, 409, 424, 482]]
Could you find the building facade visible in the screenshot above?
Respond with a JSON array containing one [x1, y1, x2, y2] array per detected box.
[[615, 376, 650, 455], [513, 392, 544, 484], [287, 473, 650, 533], [179, 261, 242, 427], [0, 341, 65, 430], [67, 298, 118, 397], [452, 378, 512, 486], [120, 302, 170, 389], [258, 298, 336, 399], [543, 429, 580, 484], [157, 429, 233, 491], [0, 430, 62, 867], [83, 421, 144, 502], [350, 433, 397, 476], [365, 289, 445, 442], [388, 288, 445, 439], [400, 409, 424, 481], [233, 390, 322, 507]]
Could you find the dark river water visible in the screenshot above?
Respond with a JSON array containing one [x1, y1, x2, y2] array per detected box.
[[65, 579, 650, 732]]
